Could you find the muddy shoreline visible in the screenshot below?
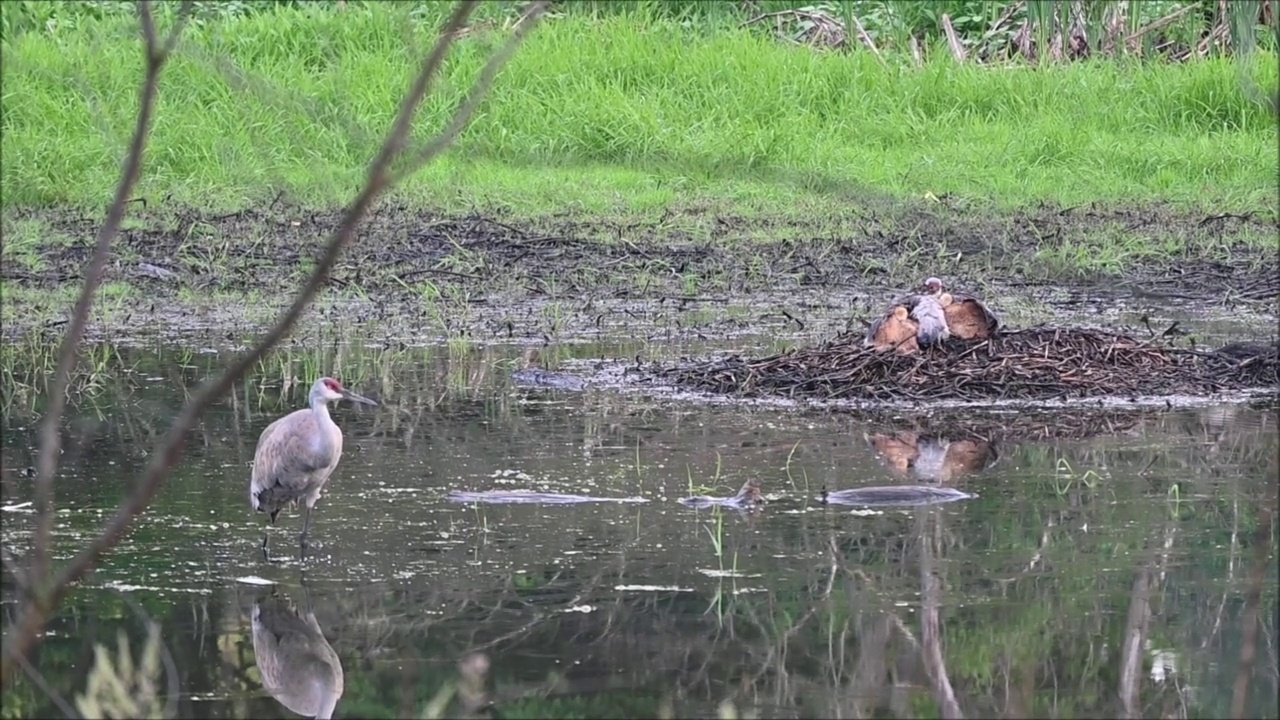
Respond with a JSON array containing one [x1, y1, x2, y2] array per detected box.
[[2, 201, 1276, 346]]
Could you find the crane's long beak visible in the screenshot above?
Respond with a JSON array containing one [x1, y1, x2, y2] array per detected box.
[[342, 388, 378, 406]]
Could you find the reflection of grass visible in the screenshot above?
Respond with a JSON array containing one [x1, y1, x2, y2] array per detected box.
[[783, 440, 806, 496], [685, 451, 724, 495], [1051, 457, 1105, 496]]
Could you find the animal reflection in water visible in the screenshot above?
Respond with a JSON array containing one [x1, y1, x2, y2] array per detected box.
[[865, 276, 1000, 354], [250, 377, 378, 559], [866, 431, 999, 483], [252, 590, 344, 720]]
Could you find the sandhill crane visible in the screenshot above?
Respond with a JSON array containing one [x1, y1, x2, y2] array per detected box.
[[252, 591, 344, 720], [922, 276, 1000, 340], [865, 292, 950, 354], [250, 377, 377, 557]]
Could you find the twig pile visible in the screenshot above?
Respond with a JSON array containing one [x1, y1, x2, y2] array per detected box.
[[653, 327, 1279, 403]]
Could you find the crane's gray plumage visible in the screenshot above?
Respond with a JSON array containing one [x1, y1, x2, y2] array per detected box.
[[910, 295, 950, 344], [250, 377, 376, 557], [922, 276, 1000, 340], [252, 593, 344, 720]]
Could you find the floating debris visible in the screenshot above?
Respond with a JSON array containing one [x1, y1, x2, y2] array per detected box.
[[512, 368, 588, 392], [446, 490, 649, 505], [235, 575, 276, 586], [678, 480, 766, 510], [101, 581, 213, 594], [652, 327, 1279, 403], [820, 485, 976, 507]]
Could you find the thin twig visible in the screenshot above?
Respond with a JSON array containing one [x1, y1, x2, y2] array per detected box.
[[391, 2, 549, 184], [845, 10, 884, 64], [1124, 3, 1197, 51]]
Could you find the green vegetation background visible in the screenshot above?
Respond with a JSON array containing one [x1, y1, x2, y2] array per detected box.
[[2, 0, 1276, 216]]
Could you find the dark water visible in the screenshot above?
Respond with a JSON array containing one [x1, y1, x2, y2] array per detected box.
[[2, 341, 1277, 719]]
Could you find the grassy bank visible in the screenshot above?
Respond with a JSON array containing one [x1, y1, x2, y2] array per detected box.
[[2, 3, 1276, 216]]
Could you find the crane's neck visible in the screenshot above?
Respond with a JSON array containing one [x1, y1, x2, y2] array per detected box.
[[309, 391, 334, 426]]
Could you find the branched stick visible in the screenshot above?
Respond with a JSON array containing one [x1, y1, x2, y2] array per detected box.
[[845, 10, 884, 64], [941, 14, 969, 62], [30, 0, 192, 610], [2, 0, 547, 686]]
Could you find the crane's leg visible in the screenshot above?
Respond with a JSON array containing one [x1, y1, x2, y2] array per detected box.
[[298, 504, 314, 557], [262, 510, 280, 562]]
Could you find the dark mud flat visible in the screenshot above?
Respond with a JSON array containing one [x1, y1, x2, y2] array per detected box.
[[3, 201, 1276, 343], [644, 326, 1280, 404]]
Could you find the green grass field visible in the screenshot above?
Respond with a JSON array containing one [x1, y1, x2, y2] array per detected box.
[[2, 2, 1276, 217]]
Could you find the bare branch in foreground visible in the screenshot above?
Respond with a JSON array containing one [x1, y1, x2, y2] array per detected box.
[[30, 0, 192, 609], [391, 4, 547, 184], [2, 0, 547, 686]]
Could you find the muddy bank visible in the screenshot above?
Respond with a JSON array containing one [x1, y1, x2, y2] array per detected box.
[[2, 201, 1276, 345]]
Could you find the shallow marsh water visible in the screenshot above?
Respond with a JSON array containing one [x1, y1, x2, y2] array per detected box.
[[1, 340, 1277, 719]]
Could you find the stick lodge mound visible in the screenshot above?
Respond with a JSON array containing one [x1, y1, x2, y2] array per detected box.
[[652, 327, 1280, 403]]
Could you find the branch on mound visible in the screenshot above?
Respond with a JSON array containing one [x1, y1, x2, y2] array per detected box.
[[741, 6, 848, 51]]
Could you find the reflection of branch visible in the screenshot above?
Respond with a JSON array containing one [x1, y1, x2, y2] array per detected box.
[[30, 0, 192, 602], [1231, 476, 1277, 719], [1202, 494, 1242, 650], [1118, 566, 1153, 719], [917, 510, 964, 719], [3, 0, 548, 684]]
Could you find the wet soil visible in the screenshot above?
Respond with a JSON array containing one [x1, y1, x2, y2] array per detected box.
[[2, 200, 1276, 345]]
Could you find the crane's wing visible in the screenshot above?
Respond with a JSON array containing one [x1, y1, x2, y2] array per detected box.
[[252, 411, 336, 491], [943, 294, 1000, 340], [866, 304, 920, 353]]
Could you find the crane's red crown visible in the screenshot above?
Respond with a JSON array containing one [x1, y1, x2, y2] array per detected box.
[[323, 378, 343, 392]]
